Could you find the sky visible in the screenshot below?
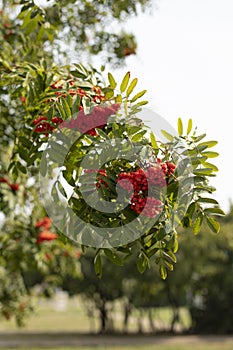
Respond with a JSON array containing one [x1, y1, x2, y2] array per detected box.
[[111, 0, 233, 213]]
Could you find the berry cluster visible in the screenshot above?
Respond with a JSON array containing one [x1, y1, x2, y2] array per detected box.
[[32, 75, 118, 137], [36, 231, 58, 244], [117, 160, 176, 218], [35, 216, 58, 244], [157, 158, 176, 178], [84, 169, 108, 189], [130, 194, 162, 218], [117, 165, 166, 193], [61, 104, 120, 136], [33, 116, 63, 136], [0, 177, 19, 192], [123, 47, 136, 56], [35, 217, 52, 230], [117, 166, 165, 218], [50, 80, 105, 102], [2, 22, 14, 39]]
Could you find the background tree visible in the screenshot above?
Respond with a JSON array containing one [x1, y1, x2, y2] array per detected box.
[[183, 208, 233, 334], [0, 0, 153, 326], [0, 0, 152, 66]]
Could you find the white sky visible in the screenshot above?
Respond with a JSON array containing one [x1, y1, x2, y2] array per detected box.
[[111, 0, 233, 213]]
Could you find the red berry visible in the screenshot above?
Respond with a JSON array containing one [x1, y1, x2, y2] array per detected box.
[[9, 183, 19, 192], [35, 217, 52, 230], [36, 230, 57, 244]]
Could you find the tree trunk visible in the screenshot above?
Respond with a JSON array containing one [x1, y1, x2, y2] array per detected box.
[[99, 300, 108, 333], [86, 302, 96, 333], [137, 309, 144, 333], [166, 284, 180, 333], [123, 302, 132, 333], [148, 308, 156, 333], [170, 305, 179, 333]]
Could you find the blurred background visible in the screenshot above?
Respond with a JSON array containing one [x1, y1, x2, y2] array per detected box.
[[1, 0, 233, 344]]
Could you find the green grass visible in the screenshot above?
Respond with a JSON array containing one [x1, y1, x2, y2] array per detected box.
[[1, 296, 232, 350], [0, 297, 92, 332], [0, 296, 191, 333]]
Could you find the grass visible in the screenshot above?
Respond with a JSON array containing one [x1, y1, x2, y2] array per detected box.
[[1, 296, 233, 350], [0, 295, 191, 333], [0, 296, 92, 332]]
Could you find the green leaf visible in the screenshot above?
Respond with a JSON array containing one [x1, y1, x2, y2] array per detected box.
[[96, 128, 110, 140], [11, 165, 19, 181], [40, 154, 47, 177], [82, 96, 91, 114], [115, 94, 122, 103], [161, 130, 174, 141], [191, 156, 208, 166], [131, 100, 148, 108], [126, 78, 138, 97], [198, 197, 219, 205], [163, 260, 174, 271], [204, 207, 225, 216], [192, 212, 203, 235], [56, 102, 66, 120], [48, 148, 65, 164], [57, 181, 67, 198], [18, 136, 32, 149], [30, 8, 39, 20], [192, 134, 207, 143], [104, 249, 123, 266], [51, 181, 59, 203], [94, 252, 102, 278], [202, 162, 218, 172], [201, 151, 219, 158], [120, 71, 130, 93], [186, 201, 197, 217], [130, 89, 147, 103], [196, 145, 209, 153], [108, 72, 117, 89], [72, 95, 81, 114], [18, 146, 29, 162], [198, 140, 218, 149], [159, 265, 167, 280], [165, 250, 177, 263], [131, 130, 147, 142], [23, 18, 38, 35], [173, 237, 179, 253], [150, 131, 159, 150], [20, 3, 33, 13], [61, 97, 71, 119], [177, 118, 183, 136], [193, 168, 214, 175], [47, 106, 54, 120], [16, 161, 27, 174], [104, 89, 114, 99], [73, 64, 88, 79], [187, 119, 193, 134], [206, 215, 220, 234], [137, 254, 148, 274]]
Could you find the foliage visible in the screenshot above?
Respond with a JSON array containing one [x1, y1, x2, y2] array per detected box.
[[185, 210, 233, 334], [1, 62, 223, 279], [0, 0, 151, 66]]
